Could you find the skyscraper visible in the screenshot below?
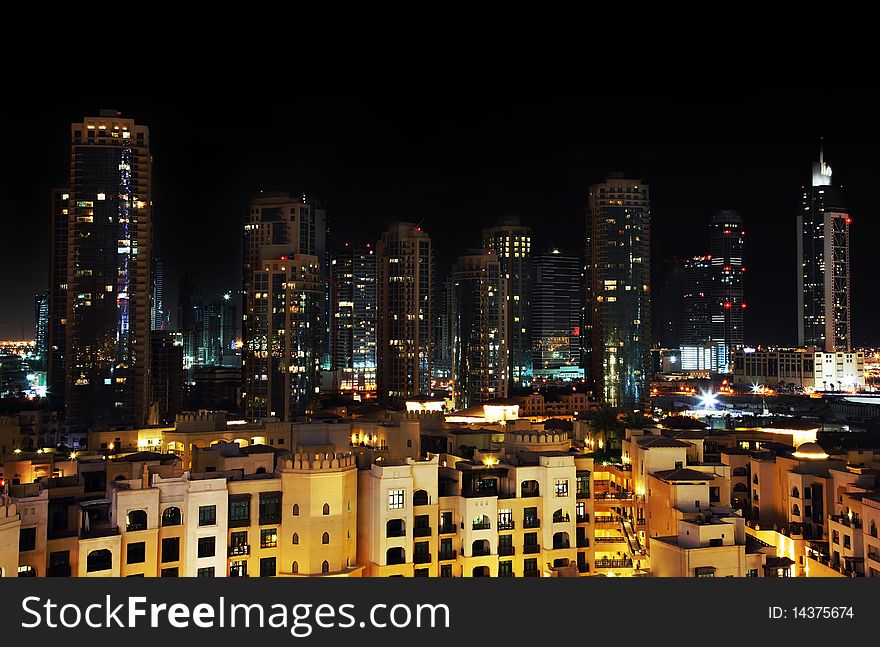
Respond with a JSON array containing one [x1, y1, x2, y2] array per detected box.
[[584, 174, 651, 408], [34, 292, 49, 368], [242, 192, 324, 420], [330, 242, 377, 394], [797, 143, 852, 352], [202, 292, 238, 366], [151, 256, 165, 331], [53, 111, 152, 431], [679, 255, 713, 370], [450, 250, 508, 409], [709, 210, 745, 370], [177, 272, 204, 380], [532, 248, 581, 372], [376, 222, 433, 404], [482, 216, 532, 387], [47, 188, 69, 411]]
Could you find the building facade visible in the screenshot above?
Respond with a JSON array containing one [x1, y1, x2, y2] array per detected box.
[[330, 243, 377, 394], [709, 210, 745, 371], [732, 348, 865, 391], [532, 249, 581, 373]]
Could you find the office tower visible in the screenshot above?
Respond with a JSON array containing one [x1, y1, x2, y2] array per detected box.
[[450, 250, 508, 409], [432, 278, 453, 385], [47, 189, 69, 410], [151, 256, 165, 331], [532, 248, 581, 371], [330, 242, 377, 393], [797, 143, 852, 352], [584, 174, 651, 408], [709, 210, 745, 371], [679, 255, 713, 370], [149, 331, 184, 425], [482, 216, 532, 387], [177, 272, 204, 378], [376, 222, 433, 404], [34, 293, 49, 368], [202, 292, 238, 367], [53, 112, 152, 431], [242, 193, 324, 420]]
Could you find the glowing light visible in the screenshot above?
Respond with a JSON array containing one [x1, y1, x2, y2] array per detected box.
[[698, 390, 719, 410]]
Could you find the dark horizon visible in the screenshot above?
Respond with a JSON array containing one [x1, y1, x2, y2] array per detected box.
[[2, 94, 879, 347]]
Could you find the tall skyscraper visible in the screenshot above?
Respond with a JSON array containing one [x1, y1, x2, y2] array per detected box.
[[202, 292, 238, 366], [47, 189, 69, 410], [330, 242, 377, 394], [149, 331, 184, 425], [51, 111, 152, 431], [450, 250, 508, 409], [177, 272, 204, 380], [584, 174, 651, 408], [376, 222, 433, 404], [679, 254, 714, 370], [242, 192, 324, 420], [34, 292, 49, 368], [532, 248, 581, 371], [151, 256, 165, 331], [432, 278, 453, 386], [709, 210, 745, 370], [797, 143, 852, 352], [482, 216, 532, 387]]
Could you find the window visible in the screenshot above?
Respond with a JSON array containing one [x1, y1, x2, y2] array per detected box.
[[198, 536, 216, 558], [161, 567, 179, 577], [413, 489, 429, 506], [440, 564, 452, 578], [694, 567, 715, 578], [229, 496, 250, 527], [259, 492, 282, 525], [161, 507, 181, 526], [198, 505, 217, 527], [388, 489, 405, 509], [292, 504, 300, 516], [323, 503, 330, 516], [261, 528, 278, 548], [524, 558, 538, 575], [260, 557, 276, 577], [322, 532, 330, 544], [127, 542, 146, 564], [322, 560, 329, 574], [161, 537, 180, 563], [555, 479, 569, 497], [746, 569, 759, 577], [19, 527, 36, 552], [292, 561, 299, 574], [197, 567, 215, 578], [86, 549, 112, 573], [498, 509, 514, 530], [499, 560, 513, 576], [126, 510, 147, 532]]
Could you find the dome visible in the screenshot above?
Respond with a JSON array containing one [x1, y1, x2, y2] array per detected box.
[[792, 442, 829, 460]]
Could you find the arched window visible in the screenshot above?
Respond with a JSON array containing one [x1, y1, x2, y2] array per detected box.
[[17, 565, 36, 577], [255, 467, 267, 474], [792, 504, 800, 516], [871, 521, 877, 538], [86, 549, 113, 573], [292, 561, 299, 574], [126, 509, 147, 532], [323, 503, 330, 516], [322, 560, 329, 574], [413, 489, 429, 506], [161, 507, 181, 527], [322, 532, 329, 544], [407, 439, 412, 448], [791, 487, 800, 498], [292, 533, 299, 545], [292, 504, 299, 516]]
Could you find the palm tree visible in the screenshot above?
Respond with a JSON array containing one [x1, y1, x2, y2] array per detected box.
[[586, 405, 624, 455]]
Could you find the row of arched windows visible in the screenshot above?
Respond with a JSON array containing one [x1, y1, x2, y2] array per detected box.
[[292, 532, 331, 545], [292, 503, 334, 516], [291, 561, 330, 574]]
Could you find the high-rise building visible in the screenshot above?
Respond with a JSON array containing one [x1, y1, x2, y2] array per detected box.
[[177, 272, 204, 380], [151, 256, 165, 331], [482, 216, 532, 387], [242, 193, 324, 420], [432, 278, 453, 388], [330, 242, 377, 394], [709, 210, 745, 371], [52, 111, 152, 431], [47, 189, 69, 411], [149, 331, 184, 425], [532, 249, 581, 371], [655, 256, 684, 350], [450, 250, 508, 409], [681, 255, 712, 346], [797, 143, 852, 352], [584, 174, 651, 408], [202, 293, 238, 367], [376, 222, 433, 404], [34, 293, 49, 368]]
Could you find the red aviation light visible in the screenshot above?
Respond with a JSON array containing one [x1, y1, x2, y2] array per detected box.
[[845, 216, 853, 224], [724, 302, 732, 309], [741, 303, 747, 309]]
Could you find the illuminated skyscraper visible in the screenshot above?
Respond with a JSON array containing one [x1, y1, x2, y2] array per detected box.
[[584, 174, 650, 408], [532, 248, 581, 371], [151, 256, 165, 331], [797, 143, 852, 352], [451, 250, 508, 409], [331, 242, 377, 393], [242, 192, 324, 420], [53, 111, 152, 431], [34, 292, 49, 368], [376, 222, 433, 404], [47, 188, 69, 410], [709, 210, 745, 371], [202, 293, 238, 366], [482, 216, 532, 387]]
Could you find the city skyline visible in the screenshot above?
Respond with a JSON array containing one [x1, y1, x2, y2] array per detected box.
[[2, 97, 880, 348]]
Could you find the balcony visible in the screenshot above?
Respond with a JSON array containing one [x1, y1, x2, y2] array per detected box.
[[594, 536, 626, 544], [413, 553, 432, 565], [523, 518, 540, 529], [577, 537, 589, 548], [594, 558, 634, 569], [552, 540, 570, 550], [47, 564, 72, 577], [472, 521, 491, 531], [594, 491, 637, 501], [439, 523, 457, 535], [553, 513, 571, 524], [499, 571, 516, 577], [80, 525, 119, 540], [497, 520, 515, 531], [576, 490, 591, 499], [387, 528, 406, 538], [498, 545, 515, 556], [594, 516, 622, 526], [438, 549, 457, 561], [523, 570, 540, 577], [523, 544, 540, 554], [414, 527, 432, 538], [228, 544, 251, 557], [830, 514, 862, 530], [576, 514, 589, 523]]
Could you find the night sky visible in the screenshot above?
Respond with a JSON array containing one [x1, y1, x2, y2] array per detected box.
[[2, 93, 879, 346]]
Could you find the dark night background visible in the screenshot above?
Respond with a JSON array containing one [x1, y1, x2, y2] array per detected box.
[[2, 94, 878, 346]]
